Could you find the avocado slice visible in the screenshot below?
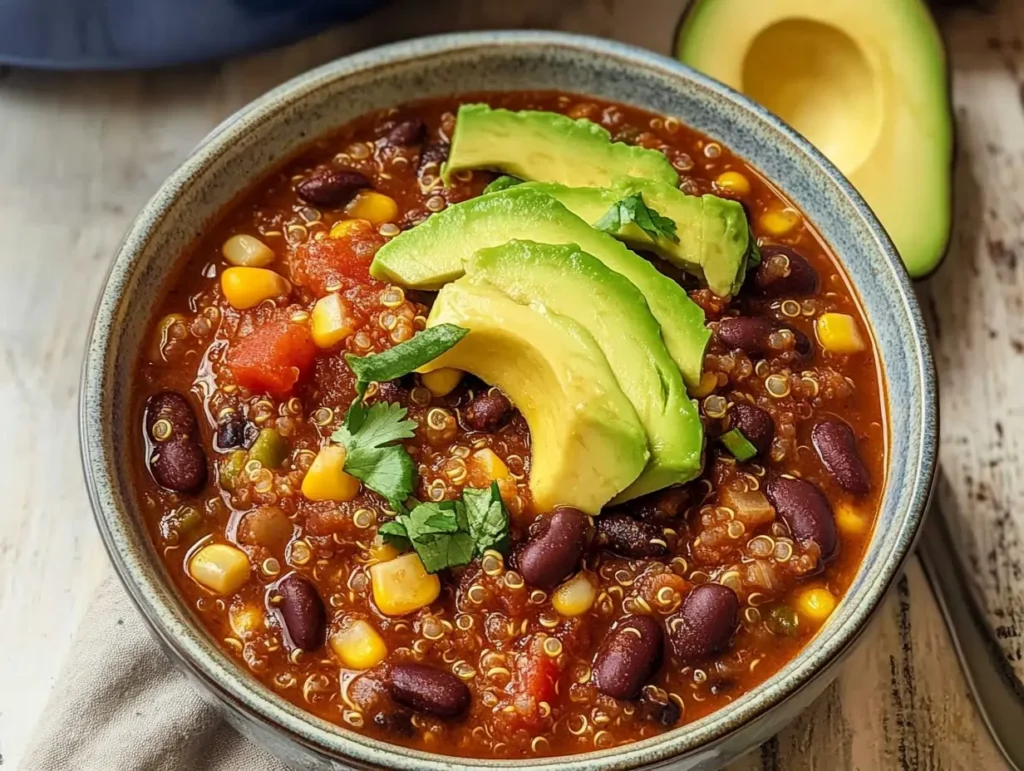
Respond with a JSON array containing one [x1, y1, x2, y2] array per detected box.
[[370, 187, 710, 388], [442, 104, 680, 189], [675, 0, 952, 277], [466, 241, 703, 501], [420, 280, 649, 514], [519, 178, 756, 297]]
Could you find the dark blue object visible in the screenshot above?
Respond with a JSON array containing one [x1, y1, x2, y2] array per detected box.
[[0, 0, 383, 69]]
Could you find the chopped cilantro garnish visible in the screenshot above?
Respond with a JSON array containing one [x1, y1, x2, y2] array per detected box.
[[378, 482, 510, 573], [344, 324, 468, 388], [331, 402, 417, 508], [595, 193, 679, 244], [720, 428, 758, 462]]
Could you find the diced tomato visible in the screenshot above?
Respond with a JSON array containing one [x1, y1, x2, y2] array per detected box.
[[226, 320, 316, 397], [290, 223, 386, 296], [503, 637, 560, 728]]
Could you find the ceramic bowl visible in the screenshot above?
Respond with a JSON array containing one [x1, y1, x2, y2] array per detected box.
[[81, 31, 937, 771]]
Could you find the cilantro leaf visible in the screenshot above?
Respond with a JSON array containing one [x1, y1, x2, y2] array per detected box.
[[381, 488, 510, 574], [595, 193, 679, 244], [331, 402, 418, 508], [483, 175, 524, 195], [343, 445, 416, 509], [345, 324, 468, 387], [462, 482, 510, 555], [332, 402, 416, 451]]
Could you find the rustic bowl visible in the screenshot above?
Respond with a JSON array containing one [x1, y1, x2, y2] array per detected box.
[[81, 31, 937, 771]]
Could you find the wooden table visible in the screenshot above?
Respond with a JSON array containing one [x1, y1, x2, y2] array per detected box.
[[1, 0, 1020, 767]]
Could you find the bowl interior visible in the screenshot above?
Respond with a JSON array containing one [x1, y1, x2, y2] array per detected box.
[[82, 31, 936, 771]]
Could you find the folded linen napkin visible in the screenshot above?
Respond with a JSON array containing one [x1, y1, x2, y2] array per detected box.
[[23, 576, 284, 771]]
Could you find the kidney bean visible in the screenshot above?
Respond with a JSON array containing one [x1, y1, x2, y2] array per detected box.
[[517, 507, 589, 589], [372, 709, 415, 737], [765, 476, 837, 561], [215, 414, 257, 451], [385, 119, 426, 146], [593, 615, 665, 700], [418, 142, 449, 174], [668, 583, 740, 662], [593, 514, 669, 559], [811, 420, 871, 495], [754, 246, 819, 298], [296, 169, 370, 208], [729, 402, 775, 457], [463, 389, 512, 432], [389, 664, 470, 718], [150, 439, 207, 494], [715, 317, 812, 359], [275, 574, 326, 651], [146, 391, 199, 441], [614, 486, 690, 523]]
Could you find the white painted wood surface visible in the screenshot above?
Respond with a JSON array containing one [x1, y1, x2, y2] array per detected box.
[[0, 0, 1019, 768]]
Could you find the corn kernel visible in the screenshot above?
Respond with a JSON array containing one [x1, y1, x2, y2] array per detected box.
[[311, 293, 358, 349], [759, 208, 801, 237], [221, 267, 291, 310], [369, 539, 400, 564], [329, 219, 372, 239], [796, 587, 837, 624], [222, 234, 275, 267], [688, 370, 718, 399], [370, 552, 441, 616], [229, 603, 264, 637], [835, 502, 869, 537], [716, 171, 751, 196], [552, 572, 598, 617], [301, 446, 361, 502], [816, 313, 867, 354], [470, 448, 510, 482], [345, 191, 399, 226], [330, 619, 388, 670], [189, 543, 251, 595], [421, 368, 464, 397]]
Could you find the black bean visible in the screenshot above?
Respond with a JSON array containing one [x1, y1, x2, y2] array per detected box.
[[385, 119, 426, 147], [276, 574, 326, 651], [593, 615, 664, 700], [215, 414, 257, 451], [639, 688, 682, 726], [811, 420, 871, 495], [389, 664, 470, 718], [715, 317, 812, 359], [418, 142, 449, 174], [668, 583, 740, 662], [593, 514, 669, 559], [296, 169, 371, 208], [765, 476, 838, 561], [372, 709, 415, 737], [149, 438, 207, 494], [517, 507, 589, 589], [146, 390, 199, 441], [729, 402, 775, 457], [463, 389, 512, 432], [612, 486, 690, 523], [754, 246, 819, 298]]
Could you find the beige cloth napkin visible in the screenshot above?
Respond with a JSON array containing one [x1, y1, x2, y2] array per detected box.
[[23, 576, 285, 771]]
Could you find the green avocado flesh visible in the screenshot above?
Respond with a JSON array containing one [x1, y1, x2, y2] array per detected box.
[[420, 281, 649, 514], [519, 178, 756, 297], [370, 187, 710, 387], [465, 241, 703, 501], [442, 103, 680, 189], [675, 0, 953, 277]]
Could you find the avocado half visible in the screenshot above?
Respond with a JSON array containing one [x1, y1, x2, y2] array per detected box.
[[675, 0, 953, 277]]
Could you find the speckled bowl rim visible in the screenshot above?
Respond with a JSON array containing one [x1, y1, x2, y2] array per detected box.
[[82, 31, 937, 771]]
